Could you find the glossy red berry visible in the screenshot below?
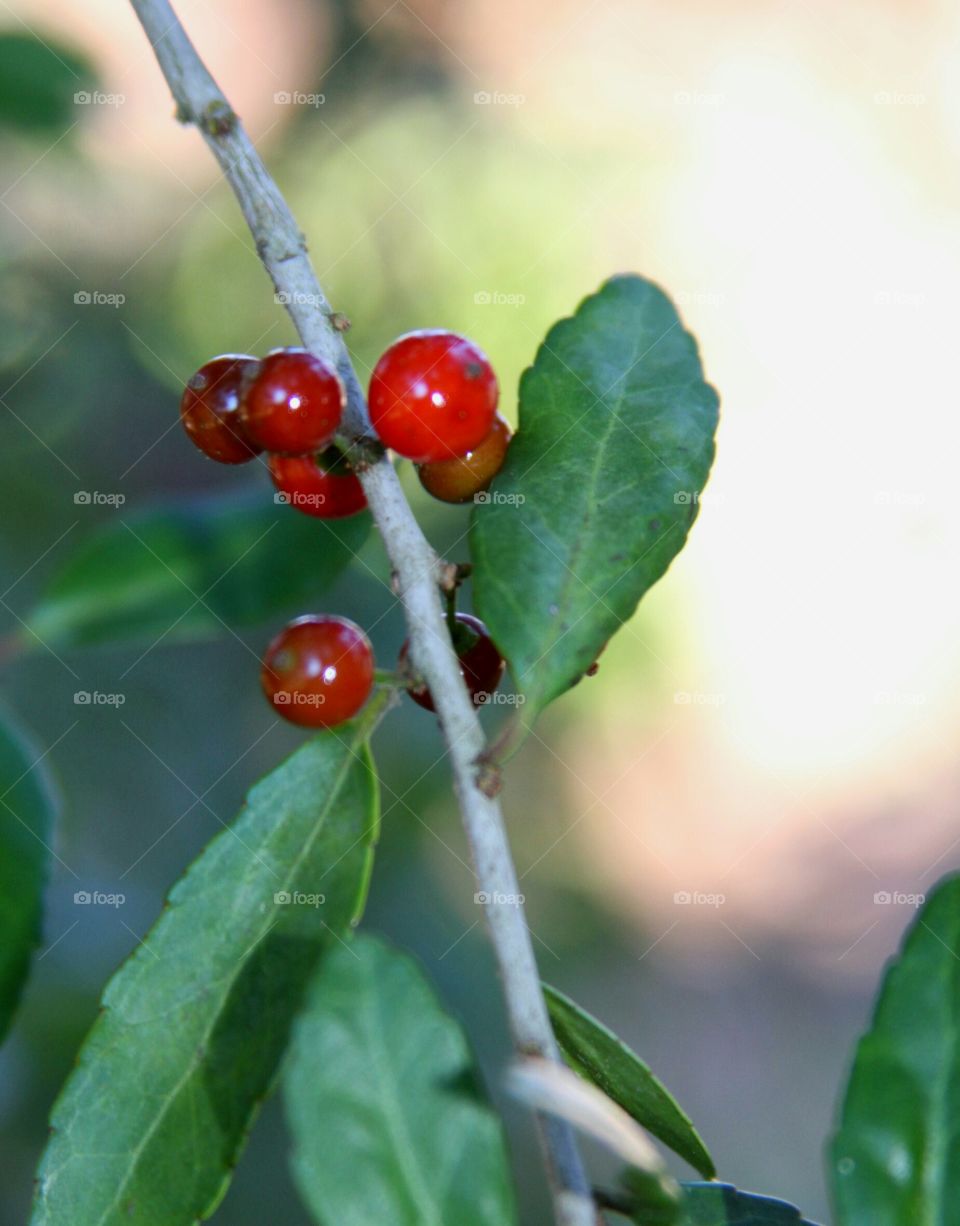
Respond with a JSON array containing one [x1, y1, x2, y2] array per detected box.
[[180, 354, 261, 463], [240, 348, 344, 455], [261, 615, 374, 728], [418, 413, 512, 504], [399, 612, 505, 711], [369, 330, 498, 463], [269, 448, 367, 519]]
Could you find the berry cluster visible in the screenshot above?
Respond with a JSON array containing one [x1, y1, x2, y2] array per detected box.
[[180, 347, 365, 518], [369, 329, 512, 503], [180, 330, 512, 727]]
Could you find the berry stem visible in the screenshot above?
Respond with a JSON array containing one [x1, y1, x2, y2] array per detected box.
[[444, 583, 458, 637], [128, 5, 595, 1222], [356, 680, 400, 735], [372, 668, 404, 688]]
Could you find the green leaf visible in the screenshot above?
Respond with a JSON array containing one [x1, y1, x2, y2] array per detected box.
[[830, 873, 960, 1226], [0, 709, 56, 1043], [471, 274, 718, 719], [27, 489, 371, 650], [678, 1182, 820, 1225], [604, 1180, 817, 1225], [31, 710, 382, 1226], [0, 34, 96, 134], [545, 983, 715, 1178], [285, 933, 516, 1226]]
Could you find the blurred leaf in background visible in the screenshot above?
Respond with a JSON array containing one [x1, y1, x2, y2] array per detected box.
[[0, 709, 56, 1044], [26, 490, 372, 650], [0, 33, 95, 135]]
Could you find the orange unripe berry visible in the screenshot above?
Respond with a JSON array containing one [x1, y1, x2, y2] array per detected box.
[[417, 414, 512, 504]]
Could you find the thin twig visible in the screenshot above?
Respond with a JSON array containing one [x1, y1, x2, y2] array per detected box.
[[126, 3, 595, 1222]]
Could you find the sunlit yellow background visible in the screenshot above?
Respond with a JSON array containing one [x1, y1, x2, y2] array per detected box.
[[1, 2, 956, 1222]]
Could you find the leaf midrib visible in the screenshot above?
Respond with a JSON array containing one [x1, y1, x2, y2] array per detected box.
[[518, 330, 642, 703], [921, 916, 960, 1226], [362, 961, 445, 1226], [548, 987, 713, 1178]]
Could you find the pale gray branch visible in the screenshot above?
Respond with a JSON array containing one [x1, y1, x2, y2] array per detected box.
[[127, 3, 595, 1222]]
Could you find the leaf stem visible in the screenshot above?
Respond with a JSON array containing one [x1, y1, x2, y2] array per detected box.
[[126, 4, 595, 1221], [444, 582, 458, 636], [357, 682, 400, 734]]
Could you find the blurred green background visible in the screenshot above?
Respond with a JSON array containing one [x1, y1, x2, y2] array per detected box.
[[2, 1, 956, 1221]]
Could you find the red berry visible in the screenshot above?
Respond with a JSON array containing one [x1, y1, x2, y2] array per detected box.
[[269, 448, 367, 519], [399, 612, 505, 711], [369, 330, 498, 463], [180, 354, 261, 464], [240, 348, 344, 455], [418, 413, 512, 503], [261, 615, 374, 728]]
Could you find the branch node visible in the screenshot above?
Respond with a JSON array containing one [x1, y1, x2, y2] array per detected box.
[[475, 756, 503, 798], [329, 311, 352, 333], [344, 440, 384, 472], [276, 240, 308, 263], [200, 99, 237, 137], [438, 561, 460, 593]]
